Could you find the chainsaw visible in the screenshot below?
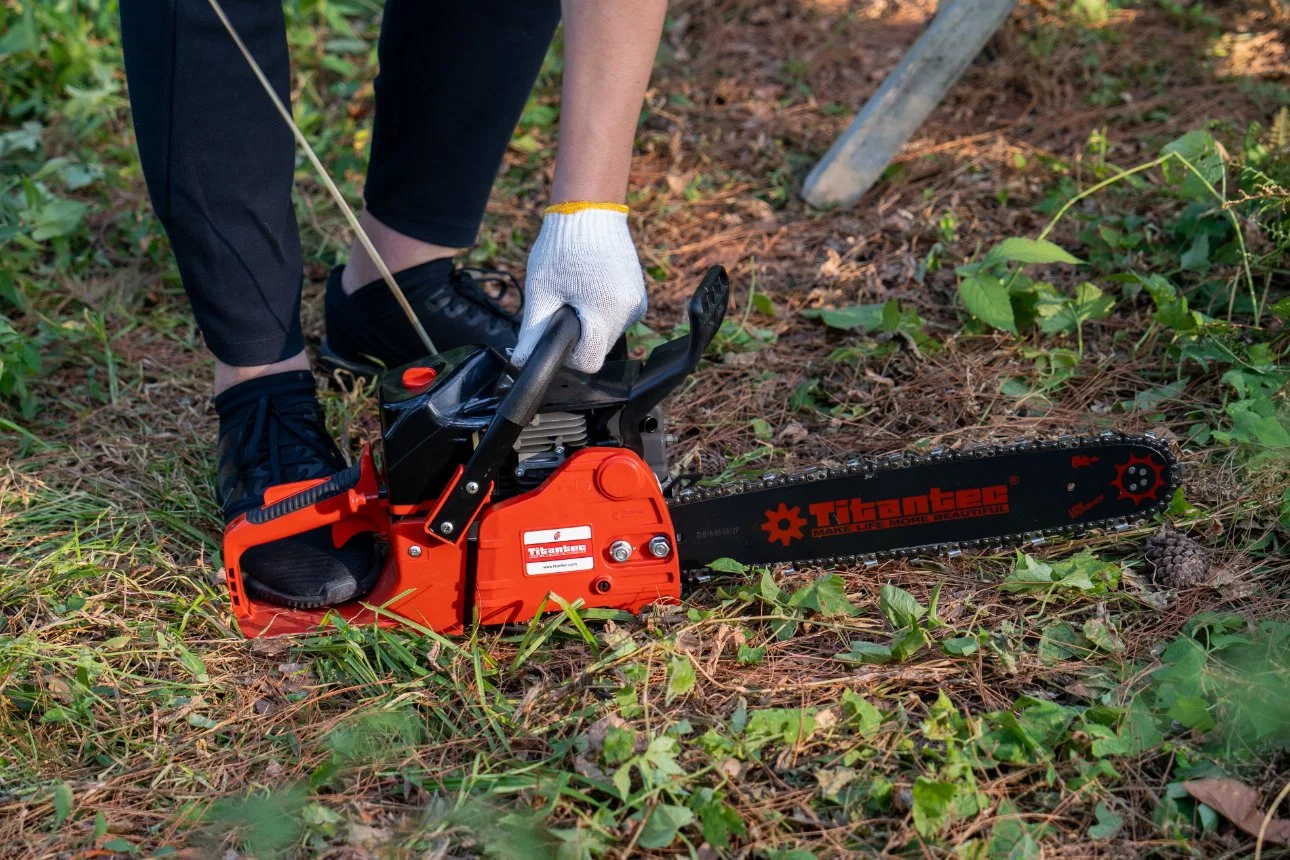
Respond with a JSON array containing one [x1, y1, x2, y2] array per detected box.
[[222, 266, 1182, 637]]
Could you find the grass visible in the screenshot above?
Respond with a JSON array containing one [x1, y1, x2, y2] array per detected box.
[[2, 0, 1290, 856]]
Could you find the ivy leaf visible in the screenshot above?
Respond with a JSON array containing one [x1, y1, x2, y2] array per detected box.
[[1167, 694, 1216, 731], [52, 782, 73, 828], [789, 574, 858, 616], [745, 708, 816, 745], [878, 584, 926, 628], [959, 274, 1017, 333], [985, 237, 1085, 266], [942, 636, 980, 657], [666, 654, 696, 704], [603, 725, 635, 766], [689, 788, 746, 849], [637, 803, 694, 849], [840, 689, 883, 736], [912, 777, 958, 837], [1180, 232, 1211, 273], [834, 640, 894, 665], [890, 626, 928, 661], [707, 557, 748, 574], [800, 304, 885, 332], [1162, 130, 1226, 201], [1038, 621, 1085, 664], [1082, 618, 1125, 653], [1000, 552, 1055, 591]]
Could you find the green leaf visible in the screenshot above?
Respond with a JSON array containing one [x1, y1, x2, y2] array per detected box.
[[25, 198, 89, 241], [603, 725, 635, 765], [101, 838, 138, 854], [1038, 621, 1085, 664], [1126, 379, 1188, 413], [890, 626, 928, 661], [1002, 550, 1119, 595], [1000, 553, 1056, 591], [789, 573, 858, 616], [52, 782, 73, 829], [840, 689, 882, 736], [0, 5, 38, 56], [1082, 618, 1125, 653], [637, 804, 694, 849], [878, 584, 926, 628], [752, 292, 776, 317], [611, 763, 632, 800], [1162, 130, 1225, 201], [959, 274, 1017, 333], [985, 237, 1085, 266], [1167, 694, 1216, 731], [1227, 398, 1290, 449], [912, 777, 958, 838], [800, 304, 885, 332], [707, 557, 748, 574], [666, 654, 696, 704], [690, 789, 746, 849], [835, 639, 894, 665], [1180, 232, 1211, 273], [736, 644, 766, 665], [40, 706, 75, 724], [745, 708, 816, 745], [942, 636, 980, 657]]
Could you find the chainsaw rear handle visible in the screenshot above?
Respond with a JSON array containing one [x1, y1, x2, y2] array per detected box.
[[428, 306, 581, 541]]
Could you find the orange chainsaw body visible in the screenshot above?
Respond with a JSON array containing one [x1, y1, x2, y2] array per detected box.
[[221, 267, 729, 638], [222, 446, 680, 638]]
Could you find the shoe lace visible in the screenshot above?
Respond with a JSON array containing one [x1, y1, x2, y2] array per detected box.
[[451, 267, 523, 328], [235, 393, 343, 490]]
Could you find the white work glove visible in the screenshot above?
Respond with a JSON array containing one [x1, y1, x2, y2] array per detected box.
[[513, 202, 648, 374]]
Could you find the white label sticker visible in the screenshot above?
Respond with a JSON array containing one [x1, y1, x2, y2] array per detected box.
[[526, 556, 595, 576], [522, 526, 594, 576]]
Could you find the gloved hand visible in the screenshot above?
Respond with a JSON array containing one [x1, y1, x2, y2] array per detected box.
[[513, 202, 648, 374]]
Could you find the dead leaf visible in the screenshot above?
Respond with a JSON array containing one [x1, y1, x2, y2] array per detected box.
[[585, 713, 629, 756], [248, 638, 290, 657], [347, 823, 390, 851], [1183, 778, 1290, 845], [777, 421, 809, 446]]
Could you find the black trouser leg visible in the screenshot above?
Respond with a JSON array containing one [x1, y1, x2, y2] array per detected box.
[[120, 0, 560, 367], [120, 0, 304, 367], [364, 0, 561, 248]]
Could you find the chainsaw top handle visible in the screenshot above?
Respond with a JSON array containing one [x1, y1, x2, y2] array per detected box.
[[499, 306, 581, 427], [427, 306, 581, 541]]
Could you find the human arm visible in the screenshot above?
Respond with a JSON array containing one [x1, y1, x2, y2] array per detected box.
[[512, 0, 667, 373]]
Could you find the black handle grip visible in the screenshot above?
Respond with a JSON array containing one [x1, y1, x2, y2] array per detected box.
[[429, 306, 581, 540], [500, 306, 581, 427]]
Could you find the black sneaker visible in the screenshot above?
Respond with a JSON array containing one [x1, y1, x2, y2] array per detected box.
[[319, 260, 521, 376], [215, 371, 381, 609]]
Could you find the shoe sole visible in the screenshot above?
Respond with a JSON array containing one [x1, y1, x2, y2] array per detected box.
[[243, 541, 384, 611]]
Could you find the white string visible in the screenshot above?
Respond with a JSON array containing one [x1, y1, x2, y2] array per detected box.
[[204, 0, 436, 355]]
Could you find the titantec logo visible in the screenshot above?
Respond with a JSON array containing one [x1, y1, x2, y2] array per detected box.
[[762, 484, 1010, 545]]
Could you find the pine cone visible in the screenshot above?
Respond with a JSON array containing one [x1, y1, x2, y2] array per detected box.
[[1145, 528, 1210, 588]]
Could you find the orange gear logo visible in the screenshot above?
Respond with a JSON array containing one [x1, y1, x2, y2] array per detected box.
[[1112, 454, 1166, 506], [762, 503, 807, 546]]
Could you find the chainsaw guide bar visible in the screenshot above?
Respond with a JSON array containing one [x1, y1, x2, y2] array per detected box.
[[670, 432, 1180, 574]]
